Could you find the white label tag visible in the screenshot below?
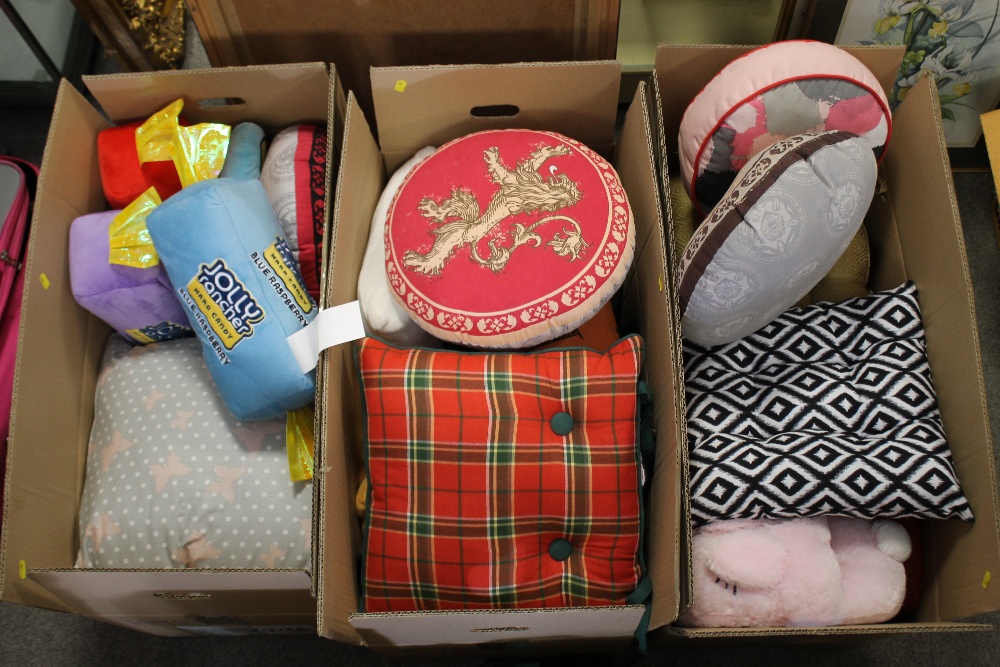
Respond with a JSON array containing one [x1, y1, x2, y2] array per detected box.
[[287, 301, 366, 373]]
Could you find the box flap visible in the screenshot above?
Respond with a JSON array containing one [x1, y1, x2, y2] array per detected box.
[[647, 69, 695, 618], [316, 92, 387, 645], [29, 569, 314, 626], [351, 605, 645, 648], [371, 61, 621, 172], [844, 45, 909, 97], [0, 79, 111, 612], [613, 82, 683, 631], [186, 0, 618, 124], [983, 109, 1000, 196], [318, 65, 349, 309], [883, 74, 1000, 622], [84, 63, 331, 130], [312, 66, 347, 597], [652, 44, 904, 159]]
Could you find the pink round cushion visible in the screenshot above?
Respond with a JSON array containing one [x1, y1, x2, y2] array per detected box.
[[679, 40, 891, 216], [385, 129, 634, 348]]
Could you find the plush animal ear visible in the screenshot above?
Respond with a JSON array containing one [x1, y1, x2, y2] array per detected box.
[[703, 531, 786, 590], [873, 519, 912, 563]]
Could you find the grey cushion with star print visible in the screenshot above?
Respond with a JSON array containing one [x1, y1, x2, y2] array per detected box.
[[77, 335, 313, 569], [684, 282, 973, 526]]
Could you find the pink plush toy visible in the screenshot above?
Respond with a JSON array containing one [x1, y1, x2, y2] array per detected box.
[[678, 516, 911, 628]]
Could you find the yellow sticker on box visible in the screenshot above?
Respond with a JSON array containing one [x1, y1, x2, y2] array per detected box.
[[18, 560, 26, 580], [39, 274, 50, 289], [394, 80, 407, 93], [984, 570, 992, 590]]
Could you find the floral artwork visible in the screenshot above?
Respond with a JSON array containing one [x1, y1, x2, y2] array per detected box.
[[837, 0, 1000, 147]]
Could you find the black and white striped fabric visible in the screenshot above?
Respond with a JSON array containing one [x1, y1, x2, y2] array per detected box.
[[685, 282, 973, 526]]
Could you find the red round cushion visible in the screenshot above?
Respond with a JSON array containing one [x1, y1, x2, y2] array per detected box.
[[385, 129, 634, 348]]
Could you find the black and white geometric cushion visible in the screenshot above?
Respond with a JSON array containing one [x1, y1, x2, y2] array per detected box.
[[684, 282, 973, 526]]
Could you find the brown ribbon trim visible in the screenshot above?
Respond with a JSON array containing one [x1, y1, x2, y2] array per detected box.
[[679, 130, 857, 314]]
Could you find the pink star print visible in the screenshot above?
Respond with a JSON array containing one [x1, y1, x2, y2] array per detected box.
[[151, 451, 191, 492], [173, 531, 222, 566], [207, 466, 246, 504], [170, 410, 196, 431], [259, 543, 288, 568], [101, 430, 133, 472], [142, 389, 167, 411]]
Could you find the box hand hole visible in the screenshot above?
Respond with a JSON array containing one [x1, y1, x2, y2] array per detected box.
[[470, 104, 519, 118], [152, 592, 212, 601], [469, 626, 529, 633], [197, 97, 247, 109]]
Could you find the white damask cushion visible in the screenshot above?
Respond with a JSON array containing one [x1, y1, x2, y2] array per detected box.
[[356, 146, 439, 347], [684, 282, 973, 527], [678, 130, 876, 347]]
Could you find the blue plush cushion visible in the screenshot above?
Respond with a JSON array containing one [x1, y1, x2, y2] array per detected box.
[[147, 178, 317, 420]]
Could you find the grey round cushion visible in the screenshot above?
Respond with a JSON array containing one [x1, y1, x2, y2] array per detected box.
[[678, 130, 877, 347]]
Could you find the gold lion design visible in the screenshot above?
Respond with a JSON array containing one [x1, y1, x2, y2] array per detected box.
[[403, 143, 584, 275]]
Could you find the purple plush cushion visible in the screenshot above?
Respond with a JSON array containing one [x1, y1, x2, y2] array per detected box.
[[69, 210, 193, 344]]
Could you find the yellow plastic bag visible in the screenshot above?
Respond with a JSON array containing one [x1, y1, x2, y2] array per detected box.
[[172, 123, 231, 186], [286, 405, 316, 482], [135, 98, 230, 188], [355, 474, 368, 518], [108, 187, 162, 268], [134, 99, 182, 165]]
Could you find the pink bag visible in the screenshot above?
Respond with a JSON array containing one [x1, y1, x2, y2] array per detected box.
[[1, 156, 38, 519]]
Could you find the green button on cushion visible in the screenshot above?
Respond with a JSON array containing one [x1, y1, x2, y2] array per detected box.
[[548, 538, 573, 562], [550, 411, 574, 436]]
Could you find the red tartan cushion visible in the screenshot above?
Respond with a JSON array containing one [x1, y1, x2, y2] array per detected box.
[[358, 335, 645, 612], [384, 129, 635, 349]]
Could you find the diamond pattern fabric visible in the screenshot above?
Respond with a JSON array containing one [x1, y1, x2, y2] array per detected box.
[[684, 282, 973, 526]]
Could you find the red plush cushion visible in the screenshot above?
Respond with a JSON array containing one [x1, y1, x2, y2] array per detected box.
[[98, 119, 185, 209], [359, 335, 645, 612], [385, 129, 634, 349]]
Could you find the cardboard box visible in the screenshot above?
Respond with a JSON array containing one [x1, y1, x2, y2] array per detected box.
[[0, 63, 343, 636], [654, 45, 1000, 639], [315, 61, 685, 656], [186, 0, 620, 124]]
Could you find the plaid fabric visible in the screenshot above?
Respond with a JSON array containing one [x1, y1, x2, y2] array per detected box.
[[358, 335, 645, 612]]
